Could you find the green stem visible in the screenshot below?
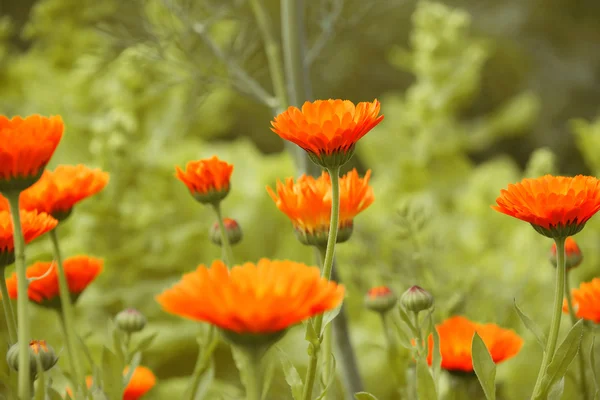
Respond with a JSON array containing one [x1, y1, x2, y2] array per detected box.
[[302, 167, 340, 400], [6, 192, 31, 399], [531, 236, 567, 399], [212, 204, 235, 267], [243, 347, 262, 400], [317, 247, 333, 397], [186, 330, 214, 400], [381, 313, 407, 392], [49, 228, 85, 393], [565, 272, 589, 400], [0, 266, 17, 344]]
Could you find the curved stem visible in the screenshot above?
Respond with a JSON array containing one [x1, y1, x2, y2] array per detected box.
[[302, 167, 341, 400], [0, 266, 17, 344], [6, 192, 31, 399], [186, 329, 214, 400], [531, 236, 567, 399], [50, 228, 85, 393], [212, 204, 235, 267], [317, 247, 333, 397], [564, 272, 589, 400], [243, 347, 262, 400]]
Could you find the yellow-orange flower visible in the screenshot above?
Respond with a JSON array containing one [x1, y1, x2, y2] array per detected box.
[[271, 99, 384, 168], [426, 316, 523, 372], [175, 156, 233, 205], [6, 255, 103, 308], [69, 366, 156, 400], [19, 165, 109, 221], [550, 237, 583, 270], [0, 209, 57, 267], [267, 169, 373, 245], [157, 259, 344, 336], [563, 278, 600, 323], [0, 115, 64, 192], [493, 175, 600, 238]]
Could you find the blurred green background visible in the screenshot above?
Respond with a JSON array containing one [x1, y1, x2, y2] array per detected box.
[[2, 0, 600, 398]]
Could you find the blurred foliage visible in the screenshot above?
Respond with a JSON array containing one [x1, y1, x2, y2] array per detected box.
[[2, 0, 600, 399]]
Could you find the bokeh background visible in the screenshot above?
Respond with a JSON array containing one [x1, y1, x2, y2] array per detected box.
[[2, 0, 600, 398]]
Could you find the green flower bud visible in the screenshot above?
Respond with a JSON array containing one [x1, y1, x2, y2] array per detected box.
[[401, 286, 434, 313], [210, 218, 243, 246], [6, 340, 58, 377], [364, 286, 398, 314], [115, 308, 147, 333]]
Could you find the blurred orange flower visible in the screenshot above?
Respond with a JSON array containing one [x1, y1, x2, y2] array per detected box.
[[267, 169, 373, 244], [271, 99, 383, 168], [6, 255, 103, 307], [493, 175, 600, 238], [156, 259, 344, 334], [20, 165, 109, 221], [0, 209, 57, 266], [70, 366, 156, 400], [0, 115, 64, 192], [426, 316, 523, 372], [175, 156, 233, 205], [563, 278, 600, 323], [550, 236, 583, 270]]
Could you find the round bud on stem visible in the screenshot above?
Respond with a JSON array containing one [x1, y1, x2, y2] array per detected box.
[[401, 285, 434, 313], [115, 308, 147, 333], [6, 340, 58, 377], [364, 286, 398, 314], [550, 237, 583, 271], [210, 218, 243, 246]]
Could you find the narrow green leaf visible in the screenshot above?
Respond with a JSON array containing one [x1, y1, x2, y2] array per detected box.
[[315, 354, 337, 400], [590, 336, 600, 400], [194, 360, 215, 400], [261, 355, 275, 400], [130, 332, 158, 354], [354, 393, 380, 400], [277, 347, 303, 400], [321, 306, 342, 334], [305, 319, 319, 345], [514, 300, 547, 349], [538, 319, 584, 398], [398, 307, 417, 335], [78, 334, 96, 370], [102, 346, 124, 400], [416, 357, 437, 400], [547, 378, 564, 400], [47, 388, 64, 400], [429, 312, 441, 380], [230, 347, 249, 391], [471, 332, 496, 400], [110, 323, 125, 364]]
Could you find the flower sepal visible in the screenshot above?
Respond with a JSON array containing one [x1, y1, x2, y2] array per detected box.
[[295, 222, 354, 247], [307, 146, 356, 169], [220, 329, 287, 351]]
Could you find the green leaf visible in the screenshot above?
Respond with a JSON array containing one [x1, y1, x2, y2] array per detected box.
[[514, 300, 547, 349], [305, 319, 319, 346], [315, 354, 337, 400], [230, 346, 249, 391], [538, 319, 584, 398], [47, 388, 65, 400], [130, 332, 158, 354], [354, 393, 380, 400], [124, 352, 142, 386], [109, 322, 126, 364], [277, 347, 303, 400], [398, 307, 417, 336], [416, 357, 437, 400], [194, 360, 215, 400], [261, 355, 275, 400], [547, 378, 564, 400], [471, 332, 496, 400], [589, 336, 600, 399], [430, 312, 441, 380], [101, 346, 125, 400], [321, 306, 342, 334]]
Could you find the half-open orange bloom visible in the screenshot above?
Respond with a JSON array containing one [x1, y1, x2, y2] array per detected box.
[[493, 175, 600, 238], [6, 255, 103, 308], [550, 236, 583, 270], [157, 259, 344, 335], [70, 366, 156, 400], [563, 278, 600, 323], [0, 115, 64, 192], [271, 99, 384, 168], [0, 209, 57, 266], [20, 165, 109, 221], [267, 169, 373, 245], [426, 316, 523, 372], [175, 156, 233, 205]]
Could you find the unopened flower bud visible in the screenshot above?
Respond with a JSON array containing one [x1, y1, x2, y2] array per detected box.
[[7, 340, 58, 377], [401, 286, 434, 313], [550, 237, 583, 270], [364, 286, 397, 314], [210, 218, 243, 246], [115, 308, 147, 333]]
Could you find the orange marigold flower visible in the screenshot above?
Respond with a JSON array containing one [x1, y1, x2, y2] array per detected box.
[[20, 165, 109, 221], [426, 316, 523, 372], [0, 115, 64, 192], [271, 99, 384, 169], [71, 366, 156, 400], [563, 278, 600, 323], [156, 259, 344, 345], [175, 156, 233, 205], [267, 169, 374, 246], [550, 237, 583, 270], [492, 175, 600, 238], [6, 255, 103, 308], [0, 209, 57, 267]]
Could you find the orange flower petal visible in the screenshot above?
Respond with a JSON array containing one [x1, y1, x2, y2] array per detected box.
[[175, 156, 233, 198], [156, 259, 345, 334], [70, 366, 156, 400], [0, 209, 57, 254], [563, 278, 600, 323]]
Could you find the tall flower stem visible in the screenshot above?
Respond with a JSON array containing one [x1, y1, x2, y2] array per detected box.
[[6, 192, 31, 399], [49, 228, 85, 393], [186, 327, 215, 400], [212, 204, 234, 267], [0, 266, 17, 344], [242, 347, 262, 400], [302, 167, 340, 400], [317, 247, 333, 398], [564, 272, 589, 400], [531, 236, 567, 399], [381, 313, 407, 394]]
